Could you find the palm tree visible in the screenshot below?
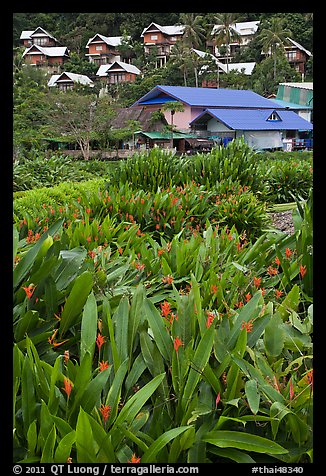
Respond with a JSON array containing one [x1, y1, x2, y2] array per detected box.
[[170, 42, 191, 86], [179, 13, 206, 49], [257, 17, 292, 80], [211, 13, 242, 73], [179, 13, 206, 86], [161, 101, 185, 149]]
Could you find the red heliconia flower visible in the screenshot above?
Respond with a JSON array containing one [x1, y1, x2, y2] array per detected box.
[[99, 403, 111, 424], [245, 292, 251, 303], [22, 284, 36, 300], [128, 453, 141, 463], [160, 300, 171, 317], [99, 360, 110, 372], [285, 247, 293, 259], [241, 319, 254, 333], [289, 377, 294, 401], [96, 333, 106, 352], [300, 264, 307, 278], [206, 312, 215, 329], [275, 256, 281, 266], [253, 276, 261, 288], [305, 369, 313, 388], [275, 289, 284, 299], [62, 377, 73, 398], [215, 392, 221, 408], [173, 336, 184, 352]]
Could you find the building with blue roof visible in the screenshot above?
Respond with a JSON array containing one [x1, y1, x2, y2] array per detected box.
[[130, 85, 313, 151]]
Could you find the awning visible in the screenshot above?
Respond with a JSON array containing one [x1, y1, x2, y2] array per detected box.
[[136, 131, 195, 140]]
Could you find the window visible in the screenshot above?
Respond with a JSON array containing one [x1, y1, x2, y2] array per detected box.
[[287, 51, 297, 61], [96, 45, 103, 51], [150, 35, 158, 40], [267, 112, 281, 121], [34, 37, 48, 46]]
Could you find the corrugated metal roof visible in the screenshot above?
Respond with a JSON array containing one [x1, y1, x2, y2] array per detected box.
[[48, 72, 94, 87], [190, 108, 313, 131], [133, 85, 284, 109], [96, 61, 141, 76], [137, 131, 195, 139], [23, 45, 69, 57], [269, 98, 312, 110], [141, 22, 185, 37], [86, 34, 129, 48]]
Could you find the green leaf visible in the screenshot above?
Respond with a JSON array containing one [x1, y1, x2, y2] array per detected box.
[[181, 327, 215, 411], [13, 219, 63, 289], [80, 366, 111, 414], [143, 298, 173, 362], [208, 446, 256, 463], [278, 284, 300, 320], [245, 379, 260, 415], [27, 421, 38, 457], [59, 270, 93, 337], [141, 426, 190, 463], [112, 296, 129, 363], [54, 247, 87, 291], [113, 373, 165, 428], [264, 312, 285, 357], [76, 407, 97, 463], [54, 430, 76, 463], [21, 355, 36, 435], [40, 424, 56, 463], [80, 291, 98, 362], [202, 430, 288, 454]]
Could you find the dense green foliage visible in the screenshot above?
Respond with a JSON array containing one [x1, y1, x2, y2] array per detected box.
[[13, 154, 313, 462]]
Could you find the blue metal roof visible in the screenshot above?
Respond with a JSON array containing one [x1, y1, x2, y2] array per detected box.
[[268, 98, 313, 110], [190, 108, 313, 131], [132, 85, 285, 109]]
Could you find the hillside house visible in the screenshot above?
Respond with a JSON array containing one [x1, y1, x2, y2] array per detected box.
[[20, 27, 60, 48], [141, 22, 185, 68], [284, 38, 312, 77], [85, 34, 130, 65], [208, 21, 260, 60], [96, 61, 141, 84], [22, 45, 70, 72], [131, 85, 313, 151], [48, 71, 94, 90]]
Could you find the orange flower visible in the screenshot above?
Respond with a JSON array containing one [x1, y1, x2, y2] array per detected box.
[[173, 336, 183, 352], [305, 369, 313, 388], [96, 333, 106, 352], [285, 247, 293, 259], [162, 275, 174, 285], [22, 284, 36, 299], [99, 360, 110, 372], [210, 284, 218, 294], [275, 289, 283, 299], [241, 319, 254, 333], [267, 266, 278, 276], [62, 377, 73, 398], [300, 264, 307, 278], [99, 403, 111, 424], [253, 276, 261, 288], [128, 453, 141, 463], [245, 292, 251, 303], [275, 256, 281, 266], [160, 301, 171, 317], [206, 312, 215, 328]]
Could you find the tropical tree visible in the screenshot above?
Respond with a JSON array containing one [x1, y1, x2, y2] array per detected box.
[[257, 17, 292, 80], [178, 13, 206, 87], [47, 91, 114, 160], [161, 101, 185, 148], [179, 13, 206, 49], [211, 13, 243, 72], [170, 42, 192, 87]]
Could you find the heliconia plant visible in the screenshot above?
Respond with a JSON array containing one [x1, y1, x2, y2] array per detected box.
[[13, 140, 313, 464]]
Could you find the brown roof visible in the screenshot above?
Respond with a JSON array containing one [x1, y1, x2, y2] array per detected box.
[[110, 107, 168, 131]]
